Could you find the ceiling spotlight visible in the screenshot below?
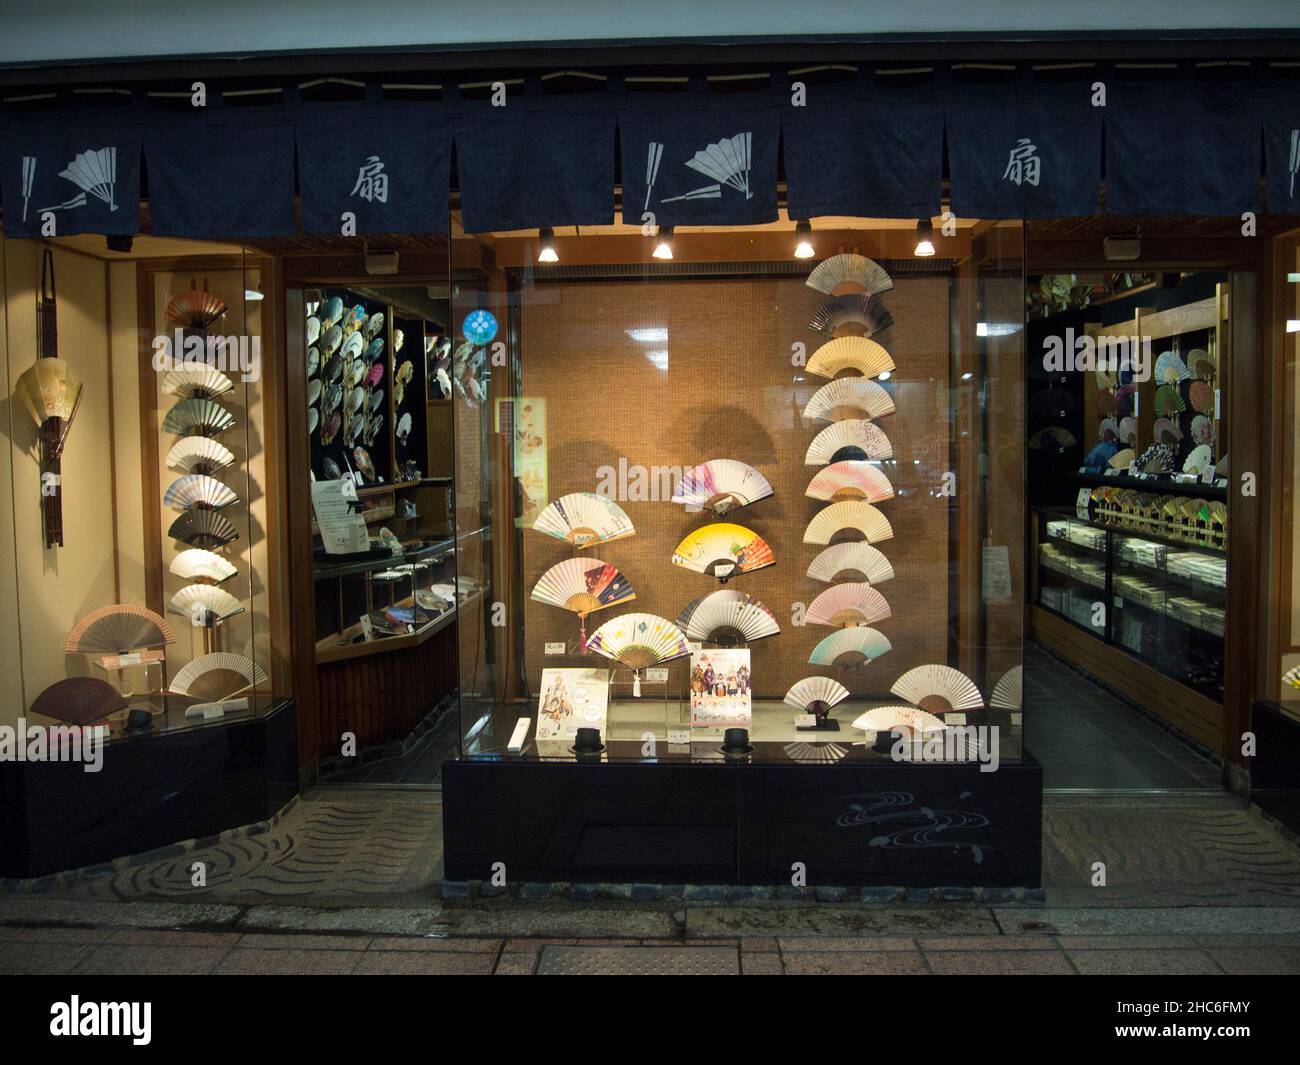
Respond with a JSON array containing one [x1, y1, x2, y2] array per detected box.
[[914, 218, 935, 257], [538, 227, 559, 264], [653, 224, 674, 261], [794, 220, 815, 259]]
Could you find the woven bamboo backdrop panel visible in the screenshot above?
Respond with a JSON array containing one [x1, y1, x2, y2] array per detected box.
[[519, 273, 952, 699]]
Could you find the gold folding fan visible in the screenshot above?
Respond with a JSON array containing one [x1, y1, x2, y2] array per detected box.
[[806, 337, 895, 380]]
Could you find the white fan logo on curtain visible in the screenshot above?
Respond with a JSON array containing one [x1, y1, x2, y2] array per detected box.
[[659, 131, 753, 204], [1002, 137, 1041, 187], [34, 147, 119, 214]]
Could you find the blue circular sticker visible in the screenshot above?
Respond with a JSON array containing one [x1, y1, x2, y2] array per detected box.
[[463, 309, 498, 345]]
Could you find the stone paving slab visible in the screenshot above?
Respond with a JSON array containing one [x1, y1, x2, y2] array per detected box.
[[994, 905, 1300, 936]]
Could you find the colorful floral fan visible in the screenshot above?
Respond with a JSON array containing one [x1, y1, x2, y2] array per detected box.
[[805, 461, 894, 503], [165, 285, 228, 331], [784, 676, 851, 717], [1187, 348, 1216, 380], [803, 501, 893, 545], [1154, 385, 1186, 417], [168, 652, 267, 700], [850, 705, 946, 736], [65, 604, 175, 655], [167, 584, 244, 624], [807, 294, 894, 337], [806, 542, 895, 585], [530, 558, 636, 642], [162, 398, 235, 437], [162, 365, 234, 400], [808, 627, 892, 668], [806, 583, 891, 627], [676, 590, 780, 645], [805, 254, 894, 297], [30, 677, 126, 725], [163, 474, 239, 512], [1155, 351, 1191, 384], [169, 548, 238, 584], [806, 337, 895, 380], [890, 664, 983, 714], [585, 612, 691, 670], [532, 492, 635, 548], [805, 419, 893, 464], [671, 460, 773, 514], [1137, 442, 1174, 473], [990, 665, 1023, 710], [802, 378, 895, 422], [169, 509, 239, 549], [671, 523, 775, 582]]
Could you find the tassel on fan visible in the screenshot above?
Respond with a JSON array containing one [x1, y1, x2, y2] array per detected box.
[[167, 584, 244, 625], [890, 664, 984, 714], [808, 294, 893, 337], [169, 509, 239, 549], [165, 282, 228, 332], [671, 460, 773, 514], [805, 419, 893, 464], [676, 590, 780, 645], [806, 336, 895, 380], [783, 676, 850, 719], [162, 398, 236, 437], [802, 377, 895, 422], [585, 612, 691, 676], [164, 474, 239, 512], [168, 652, 268, 700], [530, 558, 636, 644], [807, 627, 892, 668], [805, 461, 894, 503], [805, 254, 894, 297], [532, 492, 635, 548], [671, 523, 775, 582], [66, 604, 175, 655], [166, 436, 235, 475], [162, 365, 235, 400], [170, 548, 238, 584], [806, 542, 895, 585], [990, 665, 1023, 710], [805, 582, 891, 627], [803, 501, 893, 545]]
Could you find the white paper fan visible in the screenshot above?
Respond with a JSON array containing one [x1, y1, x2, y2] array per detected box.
[[675, 590, 780, 644], [850, 705, 947, 735], [163, 474, 239, 511], [805, 582, 891, 627], [584, 612, 691, 669], [166, 584, 244, 624], [807, 627, 892, 667], [166, 437, 235, 475], [671, 460, 773, 514], [532, 492, 635, 548], [803, 501, 893, 545], [162, 398, 235, 437], [1183, 444, 1214, 475], [802, 378, 896, 422], [168, 652, 268, 699], [806, 336, 895, 380], [805, 254, 894, 297], [805, 461, 895, 503], [783, 676, 850, 713], [162, 365, 235, 400], [990, 665, 1023, 710], [805, 542, 896, 584], [805, 420, 893, 464], [890, 664, 984, 714], [782, 742, 849, 764], [169, 548, 239, 584]]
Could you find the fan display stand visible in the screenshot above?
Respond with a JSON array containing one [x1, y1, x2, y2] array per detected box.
[[796, 716, 841, 733], [608, 668, 685, 741], [95, 657, 167, 699]]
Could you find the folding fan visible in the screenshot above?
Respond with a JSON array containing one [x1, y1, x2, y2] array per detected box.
[[530, 558, 636, 641], [1153, 417, 1182, 444], [806, 542, 896, 585], [1027, 427, 1077, 451], [807, 627, 892, 668], [165, 284, 228, 331], [1189, 379, 1214, 414], [990, 665, 1023, 710], [806, 336, 895, 380], [802, 501, 893, 545], [783, 676, 851, 716], [1155, 351, 1191, 384], [671, 460, 773, 514], [30, 677, 126, 726], [162, 365, 234, 400], [66, 604, 175, 655], [1187, 348, 1216, 380], [684, 132, 753, 199], [163, 474, 239, 512], [169, 509, 239, 549], [1098, 417, 1119, 443], [805, 582, 891, 628], [890, 664, 984, 714], [1095, 367, 1117, 390], [675, 590, 780, 645], [170, 548, 239, 584], [1183, 444, 1214, 475], [167, 584, 244, 624], [805, 461, 895, 503], [1154, 385, 1186, 417], [803, 380, 894, 428], [671, 523, 775, 581], [169, 652, 268, 700], [1108, 448, 1135, 470], [15, 357, 81, 425], [850, 705, 946, 736], [162, 398, 235, 436], [1191, 414, 1215, 445], [805, 254, 894, 297], [1285, 664, 1300, 692], [783, 742, 849, 764], [532, 492, 635, 548], [1137, 442, 1174, 473], [1118, 416, 1138, 445], [805, 420, 893, 464], [584, 612, 691, 669], [807, 294, 894, 338]]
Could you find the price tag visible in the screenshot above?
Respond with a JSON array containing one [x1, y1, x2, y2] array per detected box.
[[359, 615, 375, 641], [668, 729, 691, 745], [944, 713, 968, 725], [1076, 487, 1091, 519], [203, 706, 225, 720], [794, 713, 817, 728], [643, 667, 668, 684], [544, 642, 566, 655], [1214, 389, 1221, 419], [116, 652, 142, 667]]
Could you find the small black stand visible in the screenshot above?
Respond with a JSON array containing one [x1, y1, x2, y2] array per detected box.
[[796, 718, 841, 733]]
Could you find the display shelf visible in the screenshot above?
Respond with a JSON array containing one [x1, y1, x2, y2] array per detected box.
[[311, 535, 455, 581], [1072, 470, 1228, 500], [315, 590, 474, 665]]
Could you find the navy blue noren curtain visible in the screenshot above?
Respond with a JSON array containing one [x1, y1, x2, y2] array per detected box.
[[1264, 78, 1300, 214]]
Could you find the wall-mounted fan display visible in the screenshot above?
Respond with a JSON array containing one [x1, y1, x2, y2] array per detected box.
[[531, 558, 636, 643], [671, 459, 773, 514], [805, 542, 896, 585], [806, 336, 895, 380], [533, 492, 635, 548], [805, 460, 895, 503], [805, 419, 893, 464], [805, 582, 891, 628], [807, 293, 894, 338], [805, 254, 894, 297], [802, 501, 894, 545]]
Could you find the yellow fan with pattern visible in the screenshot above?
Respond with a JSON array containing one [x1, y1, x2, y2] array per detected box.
[[671, 523, 775, 582], [806, 337, 895, 380]]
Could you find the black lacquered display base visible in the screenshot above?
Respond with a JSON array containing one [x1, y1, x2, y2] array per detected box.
[[442, 749, 1043, 888], [0, 699, 297, 879]]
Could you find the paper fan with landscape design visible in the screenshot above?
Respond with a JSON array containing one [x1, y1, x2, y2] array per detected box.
[[805, 461, 894, 503], [805, 254, 894, 297], [584, 612, 691, 670], [805, 420, 893, 464], [806, 337, 895, 380], [532, 492, 635, 548], [803, 501, 893, 545], [802, 378, 895, 422], [675, 590, 780, 645], [807, 627, 892, 668], [890, 664, 984, 714], [671, 523, 775, 582], [805, 583, 891, 627], [805, 542, 895, 584], [671, 460, 772, 515]]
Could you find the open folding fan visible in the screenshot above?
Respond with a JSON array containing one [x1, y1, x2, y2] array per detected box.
[[1098, 417, 1119, 443], [802, 500, 893, 545], [1118, 417, 1138, 446], [168, 652, 268, 700], [990, 665, 1023, 710], [169, 509, 239, 549], [808, 294, 894, 338], [166, 436, 235, 475], [162, 364, 235, 401], [806, 542, 896, 585], [584, 612, 691, 695], [167, 584, 244, 625], [783, 742, 850, 764], [805, 420, 893, 465], [1154, 385, 1187, 417], [14, 354, 84, 549], [805, 460, 894, 503], [683, 132, 754, 200], [806, 582, 891, 628], [532, 492, 635, 548], [163, 474, 239, 512], [671, 460, 773, 515], [806, 336, 895, 380], [807, 627, 892, 668], [802, 377, 895, 423], [530, 558, 636, 643], [805, 254, 894, 297], [1153, 417, 1182, 444], [1189, 379, 1214, 414], [850, 705, 946, 737], [1183, 444, 1214, 475], [31, 676, 126, 726], [676, 590, 780, 645], [671, 522, 775, 582], [1027, 426, 1077, 451], [1108, 447, 1135, 470], [66, 603, 175, 658], [170, 548, 238, 584], [1155, 351, 1191, 384], [1187, 348, 1216, 380], [165, 281, 228, 332], [890, 664, 984, 714], [783, 676, 850, 718], [162, 398, 235, 437]]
